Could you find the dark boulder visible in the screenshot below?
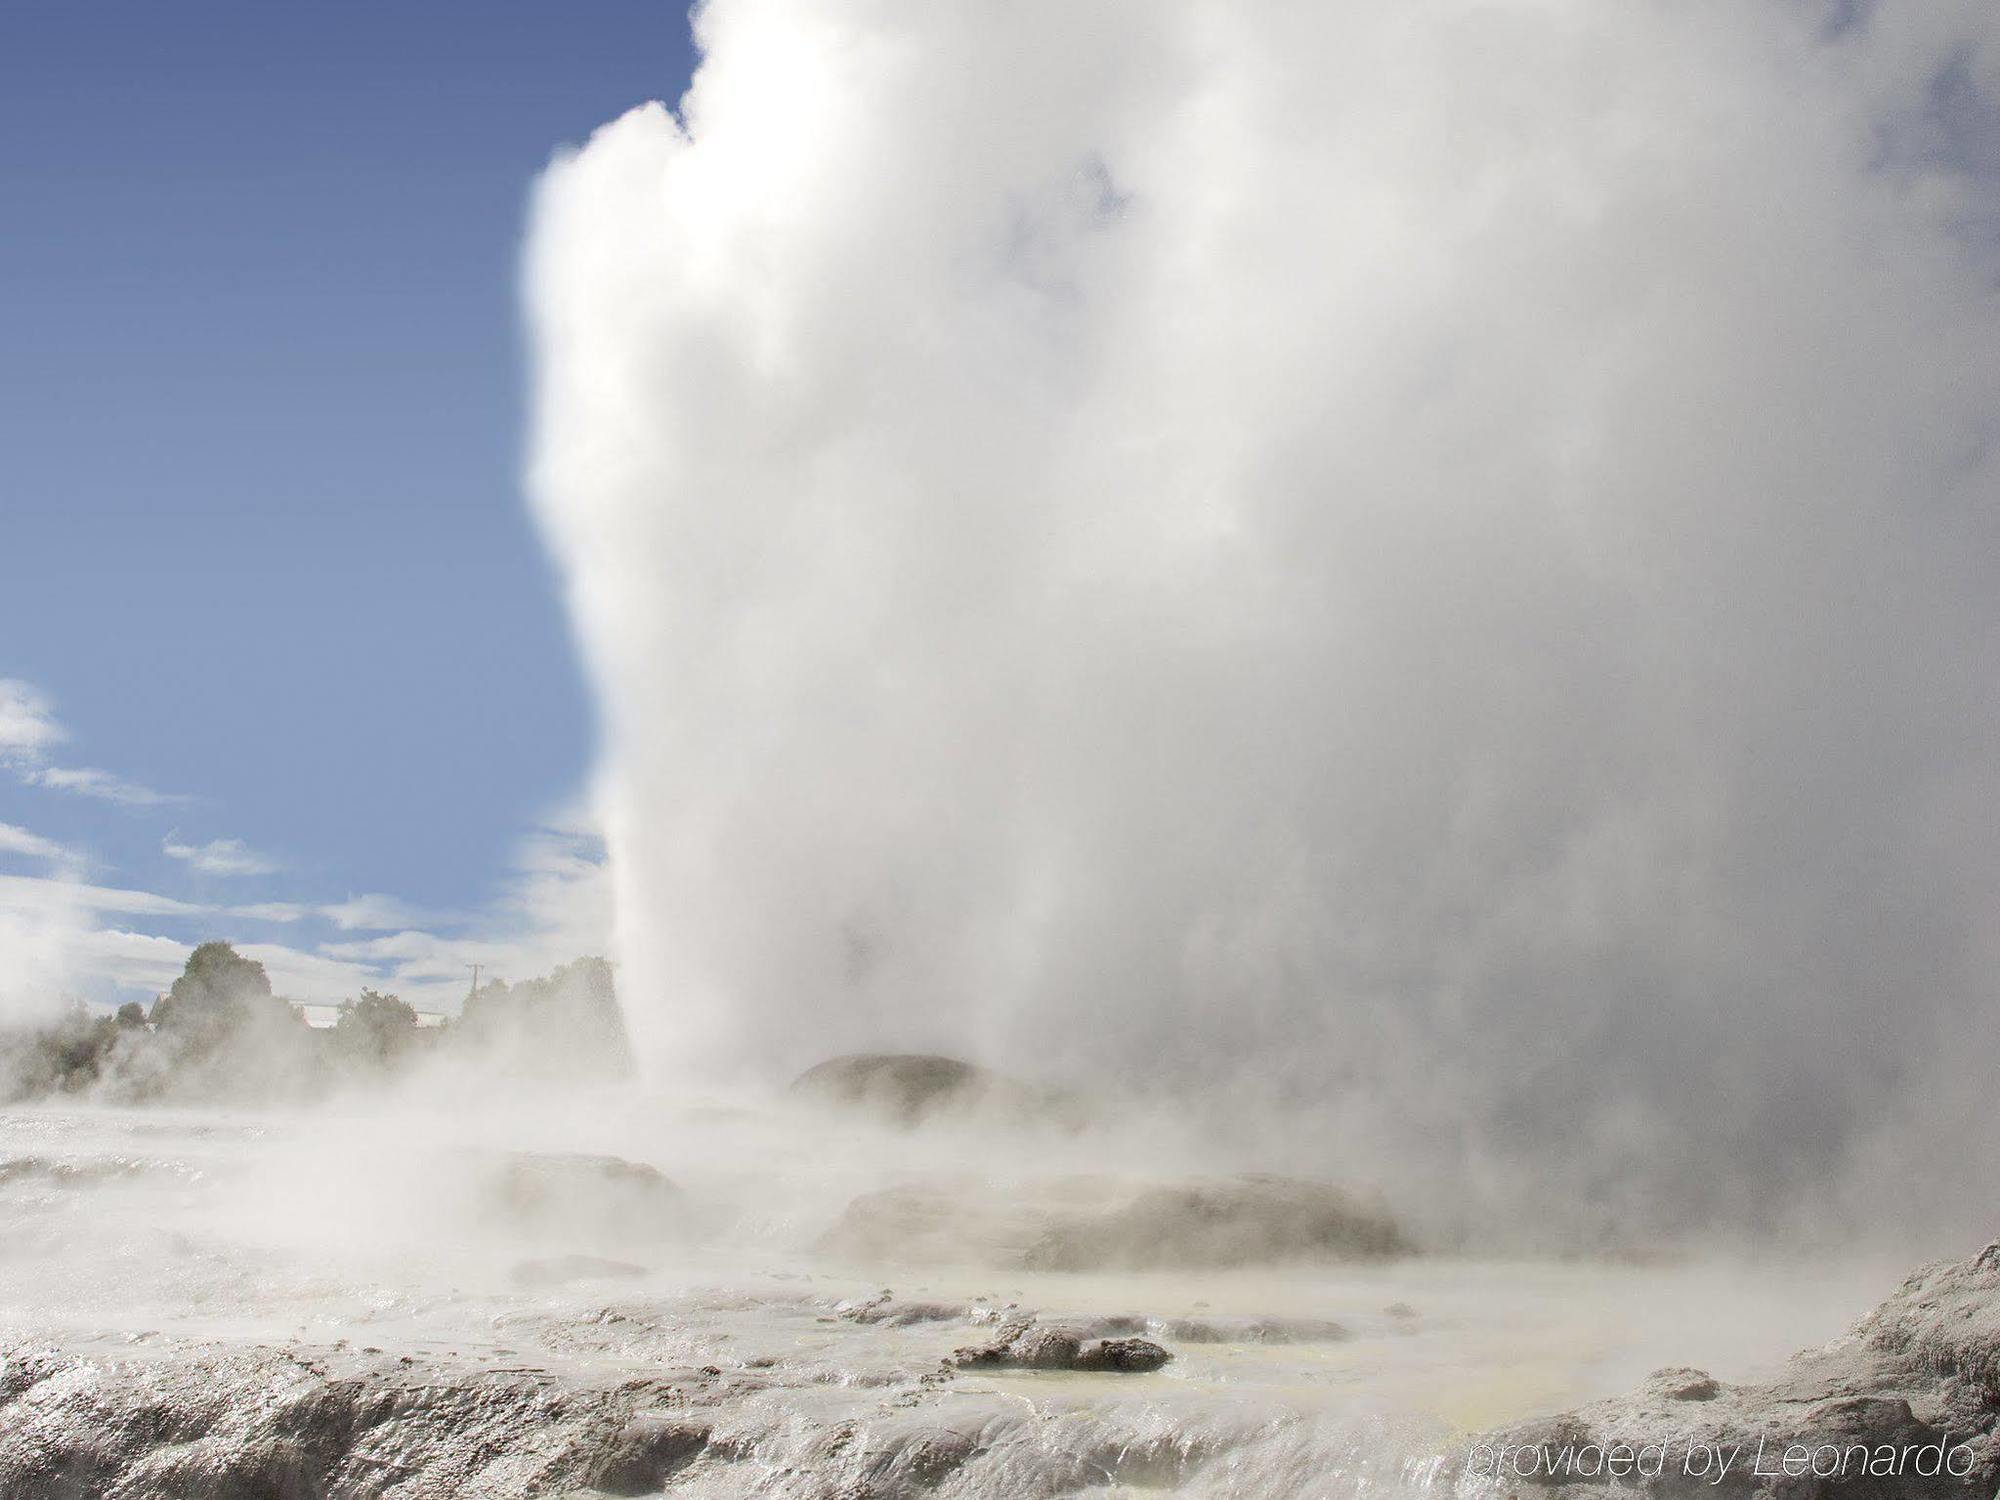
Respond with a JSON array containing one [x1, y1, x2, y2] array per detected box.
[[1077, 1337, 1175, 1373], [951, 1319, 1171, 1374], [789, 1054, 1022, 1124], [820, 1172, 1409, 1270], [1023, 1174, 1410, 1271]]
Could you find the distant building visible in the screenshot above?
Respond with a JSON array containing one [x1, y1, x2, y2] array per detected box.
[[289, 1002, 447, 1030]]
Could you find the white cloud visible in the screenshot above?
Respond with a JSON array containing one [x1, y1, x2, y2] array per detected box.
[[318, 893, 447, 932], [26, 765, 177, 806], [224, 901, 310, 923], [0, 876, 405, 1007], [233, 941, 387, 1003], [58, 927, 191, 997], [0, 874, 197, 920], [0, 812, 609, 1016], [0, 678, 174, 806], [162, 834, 280, 878], [0, 823, 73, 865], [312, 822, 610, 1011], [0, 680, 63, 759], [0, 683, 604, 1011]]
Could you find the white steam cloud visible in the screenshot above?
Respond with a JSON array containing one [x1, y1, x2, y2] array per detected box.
[[527, 2, 2000, 1241], [0, 823, 84, 1026]]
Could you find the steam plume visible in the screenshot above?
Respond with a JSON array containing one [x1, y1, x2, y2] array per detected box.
[[527, 1, 2000, 1241]]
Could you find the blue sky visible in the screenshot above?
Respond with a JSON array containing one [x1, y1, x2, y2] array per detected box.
[[0, 3, 697, 1008]]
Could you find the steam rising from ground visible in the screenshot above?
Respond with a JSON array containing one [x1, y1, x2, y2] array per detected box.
[[527, 3, 2000, 1246]]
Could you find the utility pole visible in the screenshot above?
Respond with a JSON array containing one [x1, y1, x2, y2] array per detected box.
[[466, 963, 483, 1004]]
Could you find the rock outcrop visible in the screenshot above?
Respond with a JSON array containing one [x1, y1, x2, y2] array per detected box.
[[0, 1341, 646, 1499], [478, 1149, 686, 1243], [820, 1172, 1411, 1270], [1022, 1174, 1411, 1270], [13, 1246, 1996, 1498], [0, 1301, 1174, 1498], [817, 1181, 1063, 1265], [951, 1317, 1173, 1374], [1464, 1242, 2000, 1497], [788, 1054, 1050, 1125]]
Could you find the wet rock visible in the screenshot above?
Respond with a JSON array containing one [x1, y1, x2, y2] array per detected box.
[[835, 1294, 966, 1326], [813, 1411, 985, 1496], [587, 1413, 710, 1495], [1011, 1325, 1087, 1369], [951, 1319, 1171, 1374], [951, 1317, 1037, 1368], [1076, 1337, 1174, 1373], [860, 1420, 980, 1490], [1857, 1241, 2000, 1399], [1022, 1174, 1410, 1271], [0, 1342, 645, 1498], [0, 1331, 1085, 1500], [1646, 1365, 1721, 1401]]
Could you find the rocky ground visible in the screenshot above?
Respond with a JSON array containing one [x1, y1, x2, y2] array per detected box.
[[1, 1332, 979, 1499], [0, 1290, 1365, 1500], [12, 1244, 1993, 1500], [1463, 1243, 2000, 1498], [3, 1089, 1977, 1499]]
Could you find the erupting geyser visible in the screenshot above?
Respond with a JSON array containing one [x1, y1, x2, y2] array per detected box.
[[7, 8, 2000, 1495], [526, 0, 2000, 1247]]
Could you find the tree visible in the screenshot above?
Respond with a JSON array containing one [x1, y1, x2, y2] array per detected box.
[[333, 988, 417, 1066], [456, 957, 632, 1078], [149, 941, 274, 1039], [143, 941, 317, 1099]]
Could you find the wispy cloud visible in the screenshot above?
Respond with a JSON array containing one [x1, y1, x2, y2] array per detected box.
[[1, 683, 606, 1014], [0, 874, 197, 919], [211, 895, 442, 931], [224, 901, 311, 923], [25, 765, 177, 806], [162, 834, 280, 878], [0, 877, 472, 943], [0, 678, 176, 806], [319, 893, 450, 932], [0, 823, 72, 865], [234, 941, 388, 1001], [314, 820, 609, 1006], [0, 807, 608, 1015]]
